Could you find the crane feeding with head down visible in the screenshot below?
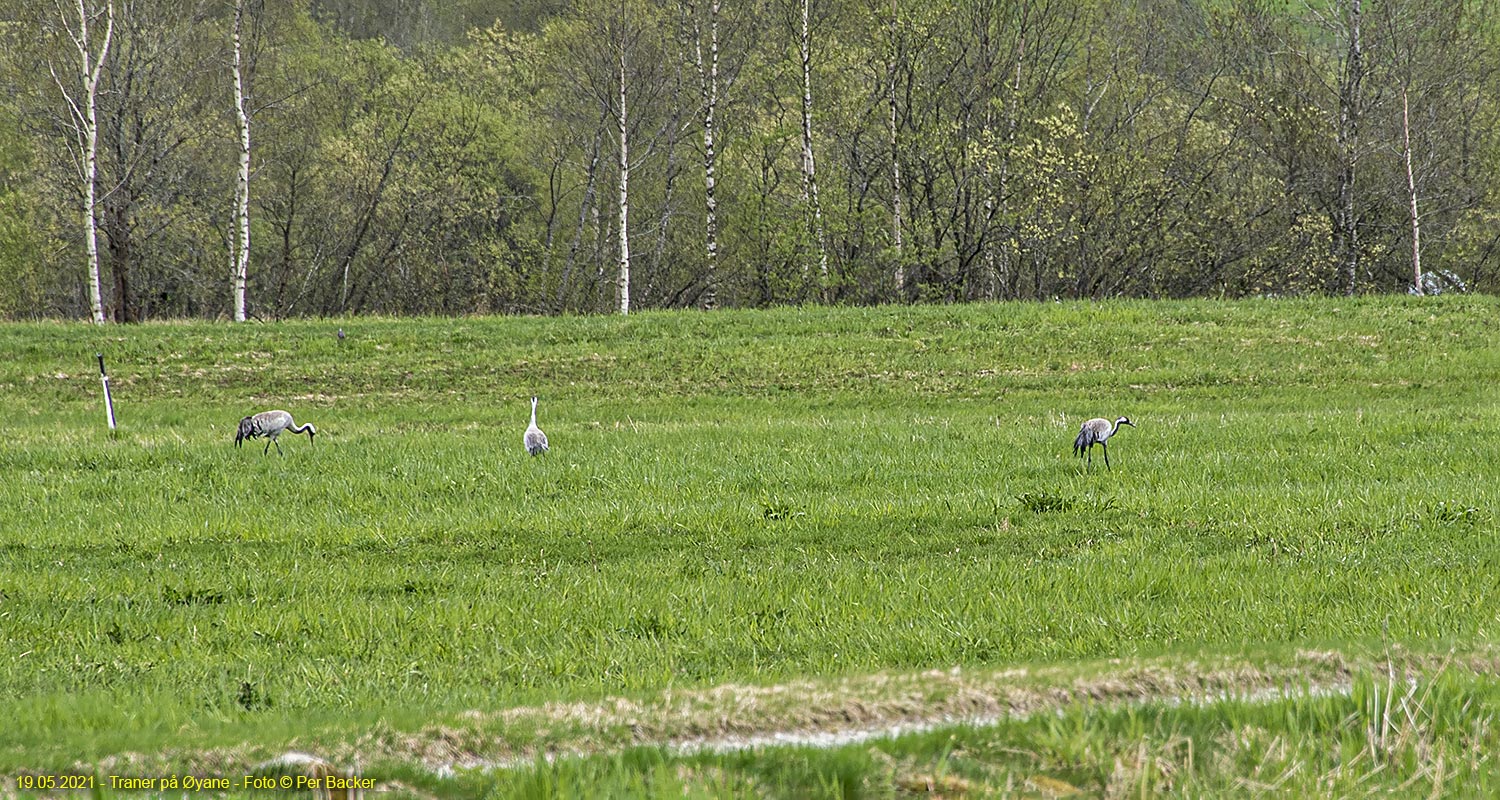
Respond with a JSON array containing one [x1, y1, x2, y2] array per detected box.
[[236, 410, 317, 455], [1074, 416, 1134, 470]]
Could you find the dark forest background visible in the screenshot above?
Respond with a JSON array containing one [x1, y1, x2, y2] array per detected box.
[[1, 0, 1496, 321]]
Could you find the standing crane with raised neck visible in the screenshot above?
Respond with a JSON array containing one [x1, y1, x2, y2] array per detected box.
[[1074, 416, 1134, 470], [236, 409, 317, 455], [524, 396, 549, 456]]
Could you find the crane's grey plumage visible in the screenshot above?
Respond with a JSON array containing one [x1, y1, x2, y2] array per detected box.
[[1074, 416, 1133, 470], [236, 409, 316, 455], [524, 396, 549, 456]]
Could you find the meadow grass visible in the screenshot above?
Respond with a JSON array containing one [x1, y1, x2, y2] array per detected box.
[[485, 667, 1500, 798], [0, 296, 1497, 784]]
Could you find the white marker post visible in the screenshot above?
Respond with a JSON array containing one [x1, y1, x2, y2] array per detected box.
[[97, 352, 116, 430]]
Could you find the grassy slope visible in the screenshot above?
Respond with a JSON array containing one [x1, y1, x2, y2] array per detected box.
[[0, 296, 1497, 771]]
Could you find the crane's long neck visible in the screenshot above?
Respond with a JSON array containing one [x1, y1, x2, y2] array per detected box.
[[290, 421, 315, 437], [530, 399, 538, 426]]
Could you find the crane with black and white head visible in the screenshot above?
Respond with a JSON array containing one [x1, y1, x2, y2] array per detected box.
[[1073, 416, 1134, 470], [236, 409, 317, 455], [524, 396, 549, 456]]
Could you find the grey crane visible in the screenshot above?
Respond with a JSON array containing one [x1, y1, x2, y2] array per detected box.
[[524, 396, 549, 456], [236, 409, 317, 455], [1073, 416, 1134, 470]]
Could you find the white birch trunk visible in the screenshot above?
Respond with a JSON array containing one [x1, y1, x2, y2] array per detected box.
[[83, 58, 105, 323], [692, 0, 721, 310], [231, 0, 252, 321], [54, 0, 114, 324], [617, 47, 631, 315], [888, 0, 903, 299], [798, 0, 829, 296], [1401, 86, 1422, 294]]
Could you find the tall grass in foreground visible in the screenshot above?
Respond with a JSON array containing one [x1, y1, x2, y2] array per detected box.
[[486, 669, 1500, 798], [0, 296, 1496, 770]]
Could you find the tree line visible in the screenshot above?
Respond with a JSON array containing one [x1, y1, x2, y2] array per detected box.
[[0, 0, 1496, 322]]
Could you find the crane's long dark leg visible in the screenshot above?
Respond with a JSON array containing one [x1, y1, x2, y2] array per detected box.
[[1103, 442, 1110, 470], [263, 438, 272, 456]]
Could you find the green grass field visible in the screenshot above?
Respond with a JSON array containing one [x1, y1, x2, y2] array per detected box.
[[1, 296, 1498, 795], [479, 664, 1500, 798]]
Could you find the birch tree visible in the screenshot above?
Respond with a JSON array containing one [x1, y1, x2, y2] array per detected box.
[[793, 0, 828, 298], [548, 0, 667, 314], [681, 0, 755, 308], [616, 37, 631, 314], [1399, 85, 1420, 291], [687, 0, 721, 309], [45, 0, 114, 324], [230, 0, 258, 321], [1376, 0, 1475, 295]]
